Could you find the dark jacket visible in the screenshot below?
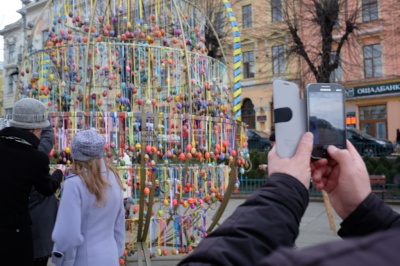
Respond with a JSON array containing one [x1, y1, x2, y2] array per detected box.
[[0, 127, 63, 266], [178, 173, 400, 266], [29, 126, 59, 259]]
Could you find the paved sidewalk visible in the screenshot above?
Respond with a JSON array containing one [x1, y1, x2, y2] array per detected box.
[[47, 200, 400, 266]]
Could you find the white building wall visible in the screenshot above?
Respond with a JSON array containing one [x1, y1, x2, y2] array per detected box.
[[0, 0, 48, 116]]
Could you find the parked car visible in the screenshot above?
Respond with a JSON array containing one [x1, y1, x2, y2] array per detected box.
[[0, 118, 5, 129], [246, 129, 271, 152], [346, 127, 394, 157]]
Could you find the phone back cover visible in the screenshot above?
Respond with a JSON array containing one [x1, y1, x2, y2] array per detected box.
[[273, 80, 306, 158]]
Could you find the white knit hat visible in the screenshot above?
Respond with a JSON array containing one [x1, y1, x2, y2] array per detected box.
[[71, 129, 105, 161], [9, 98, 50, 129]]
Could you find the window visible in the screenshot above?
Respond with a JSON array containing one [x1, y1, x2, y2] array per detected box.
[[8, 76, 13, 94], [330, 51, 342, 82], [8, 43, 15, 62], [242, 99, 255, 129], [242, 4, 252, 28], [27, 35, 34, 55], [333, 13, 340, 28], [5, 108, 13, 116], [363, 44, 382, 78], [359, 105, 387, 138], [362, 0, 378, 22], [243, 51, 255, 79], [42, 29, 49, 48], [272, 45, 285, 74], [272, 0, 282, 22], [214, 11, 225, 35]]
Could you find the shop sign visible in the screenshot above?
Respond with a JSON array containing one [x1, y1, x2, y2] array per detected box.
[[346, 112, 356, 125], [346, 82, 400, 98], [257, 115, 267, 122]]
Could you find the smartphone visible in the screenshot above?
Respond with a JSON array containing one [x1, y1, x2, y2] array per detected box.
[[273, 80, 306, 158], [305, 83, 346, 159]]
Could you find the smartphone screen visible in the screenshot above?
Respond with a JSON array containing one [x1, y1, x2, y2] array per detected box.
[[306, 83, 346, 159]]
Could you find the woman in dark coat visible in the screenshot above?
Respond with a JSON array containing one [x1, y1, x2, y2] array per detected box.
[[0, 98, 65, 266]]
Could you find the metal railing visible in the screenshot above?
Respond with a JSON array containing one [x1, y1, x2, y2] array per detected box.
[[236, 176, 400, 201], [350, 142, 394, 157]]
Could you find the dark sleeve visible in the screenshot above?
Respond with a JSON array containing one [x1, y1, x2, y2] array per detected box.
[[178, 173, 309, 266], [33, 152, 63, 196], [38, 125, 55, 155], [257, 228, 400, 266], [338, 193, 400, 237]]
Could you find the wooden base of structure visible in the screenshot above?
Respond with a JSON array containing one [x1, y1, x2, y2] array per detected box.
[[322, 190, 337, 235], [137, 242, 151, 266]]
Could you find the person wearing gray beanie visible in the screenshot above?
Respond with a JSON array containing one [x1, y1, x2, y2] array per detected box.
[[52, 129, 124, 266], [70, 129, 106, 161], [0, 98, 66, 266]]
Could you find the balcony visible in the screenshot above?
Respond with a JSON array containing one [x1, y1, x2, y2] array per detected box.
[[4, 53, 20, 69]]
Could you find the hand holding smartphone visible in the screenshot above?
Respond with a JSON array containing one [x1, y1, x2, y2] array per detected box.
[[305, 83, 347, 159]]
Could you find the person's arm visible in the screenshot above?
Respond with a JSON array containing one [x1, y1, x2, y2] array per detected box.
[[38, 125, 54, 155], [256, 227, 400, 266], [179, 133, 314, 266], [33, 152, 64, 196], [312, 140, 371, 220], [311, 140, 400, 237], [114, 194, 125, 257], [178, 173, 308, 266], [52, 178, 84, 266], [338, 193, 400, 237]]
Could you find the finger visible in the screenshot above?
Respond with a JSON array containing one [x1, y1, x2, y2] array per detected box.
[[315, 181, 326, 191], [293, 132, 313, 160], [327, 145, 351, 168], [345, 140, 364, 160], [311, 158, 328, 169], [312, 165, 329, 180], [312, 173, 322, 183]]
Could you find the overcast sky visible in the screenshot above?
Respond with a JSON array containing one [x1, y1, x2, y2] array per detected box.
[[0, 1, 23, 62]]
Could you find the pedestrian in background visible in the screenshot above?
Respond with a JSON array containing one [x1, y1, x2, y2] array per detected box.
[[0, 98, 65, 266], [29, 125, 60, 266], [259, 132, 275, 171], [52, 129, 125, 266], [395, 128, 400, 152]]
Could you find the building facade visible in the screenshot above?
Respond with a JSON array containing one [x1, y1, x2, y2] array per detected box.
[[342, 0, 400, 142], [223, 0, 400, 142], [217, 0, 302, 134], [297, 0, 400, 142], [0, 0, 48, 116]]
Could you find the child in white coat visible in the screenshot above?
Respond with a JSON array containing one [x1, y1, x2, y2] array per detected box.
[[52, 129, 124, 266]]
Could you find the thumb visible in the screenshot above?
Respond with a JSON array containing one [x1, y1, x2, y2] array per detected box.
[[327, 145, 350, 167]]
